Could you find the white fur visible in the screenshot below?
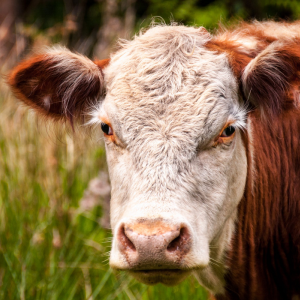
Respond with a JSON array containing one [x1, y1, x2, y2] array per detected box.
[[90, 24, 248, 294]]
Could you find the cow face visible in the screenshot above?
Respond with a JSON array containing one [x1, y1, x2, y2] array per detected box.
[[90, 26, 248, 290], [9, 25, 258, 293]]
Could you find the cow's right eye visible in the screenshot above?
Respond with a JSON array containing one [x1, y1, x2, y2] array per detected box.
[[101, 122, 113, 135], [220, 125, 235, 137]]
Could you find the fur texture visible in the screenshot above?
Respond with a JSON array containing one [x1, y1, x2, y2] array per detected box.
[[206, 21, 300, 299], [8, 20, 300, 299], [8, 47, 106, 125], [97, 24, 248, 292], [206, 21, 300, 116], [216, 109, 300, 299]]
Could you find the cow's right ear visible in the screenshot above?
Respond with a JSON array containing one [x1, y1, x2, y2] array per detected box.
[[8, 47, 109, 124]]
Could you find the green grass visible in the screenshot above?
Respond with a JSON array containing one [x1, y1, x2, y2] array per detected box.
[[0, 81, 208, 299]]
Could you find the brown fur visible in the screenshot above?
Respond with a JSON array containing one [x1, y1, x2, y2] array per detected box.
[[8, 52, 108, 125], [207, 21, 300, 299], [206, 21, 300, 116], [216, 109, 300, 300]]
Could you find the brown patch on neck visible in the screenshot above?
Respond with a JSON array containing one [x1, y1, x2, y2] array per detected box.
[[220, 109, 300, 299]]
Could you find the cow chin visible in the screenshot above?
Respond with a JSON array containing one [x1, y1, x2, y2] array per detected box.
[[128, 269, 191, 286]]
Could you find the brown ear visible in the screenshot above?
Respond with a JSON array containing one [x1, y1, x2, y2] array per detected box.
[[8, 46, 109, 125], [241, 40, 300, 115]]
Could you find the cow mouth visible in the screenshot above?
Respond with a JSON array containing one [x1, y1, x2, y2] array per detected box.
[[129, 269, 191, 286]]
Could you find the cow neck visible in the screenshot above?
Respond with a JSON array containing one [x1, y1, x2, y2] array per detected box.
[[219, 109, 300, 300]]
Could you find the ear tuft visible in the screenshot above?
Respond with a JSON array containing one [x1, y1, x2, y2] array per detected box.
[[8, 46, 106, 125], [241, 41, 300, 115]]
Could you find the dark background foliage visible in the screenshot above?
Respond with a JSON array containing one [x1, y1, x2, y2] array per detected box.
[[1, 0, 299, 66]]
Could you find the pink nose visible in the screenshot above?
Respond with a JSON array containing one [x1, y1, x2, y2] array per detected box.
[[117, 219, 191, 269]]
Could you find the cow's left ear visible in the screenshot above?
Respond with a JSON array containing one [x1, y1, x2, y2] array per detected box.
[[241, 41, 300, 115], [8, 46, 110, 125]]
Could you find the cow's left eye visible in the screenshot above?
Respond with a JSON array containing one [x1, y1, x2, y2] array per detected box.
[[101, 122, 113, 135], [220, 125, 235, 137]]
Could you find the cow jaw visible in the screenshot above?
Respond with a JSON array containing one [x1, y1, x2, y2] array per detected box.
[[92, 25, 248, 290]]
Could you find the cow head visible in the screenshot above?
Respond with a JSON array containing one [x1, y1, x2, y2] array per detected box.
[[9, 25, 298, 293]]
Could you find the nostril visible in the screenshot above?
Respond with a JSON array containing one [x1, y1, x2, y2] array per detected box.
[[118, 225, 136, 252], [167, 227, 190, 252], [167, 235, 181, 252]]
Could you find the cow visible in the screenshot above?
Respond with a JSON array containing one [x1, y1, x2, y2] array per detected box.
[[8, 21, 300, 299]]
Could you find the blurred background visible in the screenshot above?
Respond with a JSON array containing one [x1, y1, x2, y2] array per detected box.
[[0, 0, 299, 299], [1, 0, 300, 68]]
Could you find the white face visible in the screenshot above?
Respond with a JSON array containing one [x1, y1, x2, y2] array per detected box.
[[92, 25, 247, 291]]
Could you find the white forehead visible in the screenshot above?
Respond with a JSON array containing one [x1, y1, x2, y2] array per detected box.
[[100, 25, 245, 148]]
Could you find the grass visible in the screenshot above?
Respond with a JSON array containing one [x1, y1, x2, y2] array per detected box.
[[0, 80, 209, 299]]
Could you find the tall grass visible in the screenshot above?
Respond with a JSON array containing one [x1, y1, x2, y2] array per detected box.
[[0, 79, 208, 299]]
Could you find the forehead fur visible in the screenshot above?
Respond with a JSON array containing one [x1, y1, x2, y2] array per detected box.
[[101, 25, 245, 156], [106, 25, 236, 100]]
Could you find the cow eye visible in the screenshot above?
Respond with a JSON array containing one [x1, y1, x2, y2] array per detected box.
[[220, 125, 235, 137], [101, 122, 113, 135]]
